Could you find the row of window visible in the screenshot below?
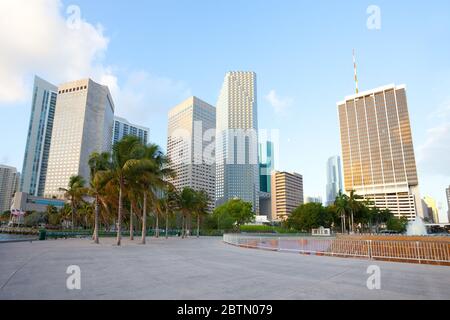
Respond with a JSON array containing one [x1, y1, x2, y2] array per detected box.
[[58, 85, 87, 94]]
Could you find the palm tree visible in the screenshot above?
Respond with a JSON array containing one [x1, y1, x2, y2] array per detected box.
[[348, 190, 363, 234], [108, 136, 145, 246], [194, 190, 209, 238], [59, 175, 87, 231], [88, 152, 111, 244], [334, 192, 349, 234], [140, 144, 174, 244], [166, 185, 179, 239], [179, 187, 196, 238]]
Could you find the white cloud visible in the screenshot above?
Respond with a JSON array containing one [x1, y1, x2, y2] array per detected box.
[[0, 0, 112, 103], [0, 0, 192, 129], [265, 90, 293, 114]]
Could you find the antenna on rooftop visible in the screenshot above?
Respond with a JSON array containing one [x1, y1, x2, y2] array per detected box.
[[353, 49, 359, 94]]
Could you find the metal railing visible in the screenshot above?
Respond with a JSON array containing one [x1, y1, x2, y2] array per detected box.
[[223, 234, 450, 265]]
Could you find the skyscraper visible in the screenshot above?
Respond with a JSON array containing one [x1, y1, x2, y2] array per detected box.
[[112, 116, 149, 146], [305, 196, 323, 204], [446, 186, 450, 222], [20, 76, 58, 196], [270, 171, 303, 221], [338, 84, 422, 220], [44, 79, 114, 198], [259, 141, 274, 193], [0, 165, 20, 213], [325, 156, 343, 206], [167, 96, 216, 211], [215, 71, 259, 213], [422, 196, 439, 223]]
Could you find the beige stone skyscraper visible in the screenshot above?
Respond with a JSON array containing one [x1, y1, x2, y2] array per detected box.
[[167, 96, 216, 211], [338, 84, 422, 220], [270, 171, 303, 221], [44, 79, 114, 198]]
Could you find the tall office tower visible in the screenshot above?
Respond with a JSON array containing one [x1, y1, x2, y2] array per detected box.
[[215, 71, 260, 213], [44, 79, 114, 198], [167, 96, 216, 211], [112, 116, 149, 146], [422, 196, 439, 223], [338, 84, 422, 221], [0, 165, 20, 213], [446, 186, 450, 222], [259, 141, 274, 193], [306, 196, 323, 204], [20, 76, 58, 196], [270, 171, 303, 221], [325, 156, 343, 206]]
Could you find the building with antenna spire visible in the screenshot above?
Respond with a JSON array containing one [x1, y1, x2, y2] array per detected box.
[[337, 83, 422, 220]]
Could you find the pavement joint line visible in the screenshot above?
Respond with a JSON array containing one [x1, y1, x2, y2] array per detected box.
[[0, 247, 50, 291]]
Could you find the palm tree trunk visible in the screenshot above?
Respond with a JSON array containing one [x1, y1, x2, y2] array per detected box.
[[155, 212, 159, 238], [181, 215, 185, 239], [197, 214, 200, 238], [343, 214, 346, 234], [141, 193, 147, 244], [351, 211, 354, 233], [165, 209, 169, 239], [71, 201, 75, 232], [130, 206, 134, 240], [93, 196, 99, 244], [116, 183, 123, 246]]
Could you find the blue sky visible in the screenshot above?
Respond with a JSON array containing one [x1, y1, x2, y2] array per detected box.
[[1, 0, 449, 221]]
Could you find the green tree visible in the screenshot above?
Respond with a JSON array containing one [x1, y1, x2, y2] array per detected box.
[[88, 152, 111, 244], [386, 216, 408, 233], [134, 143, 175, 244], [194, 190, 209, 238], [334, 192, 349, 233], [179, 187, 197, 238], [59, 175, 87, 231], [213, 199, 254, 231], [104, 136, 145, 246], [287, 203, 333, 232], [347, 190, 363, 233]]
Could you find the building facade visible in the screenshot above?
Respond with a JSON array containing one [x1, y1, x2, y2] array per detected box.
[[215, 71, 260, 213], [338, 84, 422, 221], [325, 155, 343, 206], [112, 116, 149, 146], [20, 76, 58, 196], [44, 79, 114, 198], [167, 96, 216, 211], [11, 192, 65, 213], [259, 141, 274, 193], [422, 196, 439, 223], [305, 196, 323, 204], [0, 165, 20, 213], [270, 171, 303, 221], [446, 186, 450, 222]]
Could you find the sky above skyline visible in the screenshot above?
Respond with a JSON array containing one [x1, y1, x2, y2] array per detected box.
[[1, 0, 449, 221]]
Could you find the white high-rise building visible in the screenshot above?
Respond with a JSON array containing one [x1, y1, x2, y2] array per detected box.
[[325, 156, 343, 206], [44, 79, 114, 198], [167, 96, 216, 211], [0, 165, 20, 213], [215, 71, 259, 213], [112, 116, 149, 146], [20, 76, 58, 196]]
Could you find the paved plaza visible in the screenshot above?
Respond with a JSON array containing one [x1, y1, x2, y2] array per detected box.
[[0, 237, 449, 300]]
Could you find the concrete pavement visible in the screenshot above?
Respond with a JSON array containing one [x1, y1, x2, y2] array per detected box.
[[0, 237, 449, 300]]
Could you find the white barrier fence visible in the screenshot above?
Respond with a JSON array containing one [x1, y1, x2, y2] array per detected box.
[[223, 234, 450, 265]]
